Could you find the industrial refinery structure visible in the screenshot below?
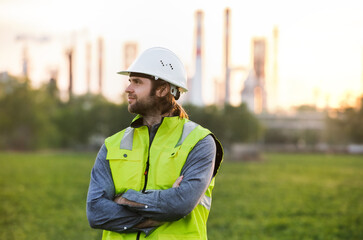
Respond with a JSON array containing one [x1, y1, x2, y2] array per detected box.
[[7, 7, 336, 154], [14, 8, 279, 112], [241, 38, 268, 114], [188, 8, 274, 114]]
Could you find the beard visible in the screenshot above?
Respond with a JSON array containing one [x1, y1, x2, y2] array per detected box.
[[128, 94, 159, 116]]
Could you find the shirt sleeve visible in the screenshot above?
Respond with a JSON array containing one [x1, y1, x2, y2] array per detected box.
[[121, 134, 216, 222], [86, 144, 151, 234]]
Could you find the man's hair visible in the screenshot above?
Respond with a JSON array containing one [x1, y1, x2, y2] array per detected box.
[[150, 79, 189, 119]]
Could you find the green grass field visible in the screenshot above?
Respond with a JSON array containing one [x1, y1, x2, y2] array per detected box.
[[0, 152, 362, 240]]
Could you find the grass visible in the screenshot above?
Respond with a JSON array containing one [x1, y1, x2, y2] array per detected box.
[[0, 152, 101, 240], [0, 152, 362, 239], [208, 154, 363, 240]]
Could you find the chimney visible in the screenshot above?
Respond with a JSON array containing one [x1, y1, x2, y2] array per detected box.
[[224, 8, 231, 104], [98, 37, 104, 95], [190, 10, 204, 106], [66, 48, 73, 99], [86, 42, 91, 94]]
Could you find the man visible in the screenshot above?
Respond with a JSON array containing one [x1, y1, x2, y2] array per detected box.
[[87, 47, 223, 240]]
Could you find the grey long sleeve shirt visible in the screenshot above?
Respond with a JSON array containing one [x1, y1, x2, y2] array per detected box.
[[86, 132, 216, 235]]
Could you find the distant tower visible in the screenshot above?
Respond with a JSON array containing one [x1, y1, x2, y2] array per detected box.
[[124, 42, 138, 69], [98, 37, 104, 95], [66, 48, 73, 99], [224, 8, 231, 104], [271, 26, 279, 111], [242, 38, 267, 113], [86, 42, 91, 94], [190, 10, 204, 106]]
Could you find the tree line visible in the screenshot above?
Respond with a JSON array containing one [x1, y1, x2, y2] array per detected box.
[[1, 74, 362, 151], [0, 75, 262, 150]]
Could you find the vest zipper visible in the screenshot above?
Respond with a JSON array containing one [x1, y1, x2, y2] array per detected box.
[[137, 128, 151, 240], [142, 118, 164, 193], [142, 126, 152, 193], [138, 120, 163, 239], [142, 155, 149, 193]]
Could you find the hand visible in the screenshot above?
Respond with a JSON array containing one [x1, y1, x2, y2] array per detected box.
[[114, 195, 145, 207], [135, 219, 163, 228], [172, 175, 183, 188]]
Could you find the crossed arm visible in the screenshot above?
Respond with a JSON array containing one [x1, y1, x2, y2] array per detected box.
[[86, 135, 216, 234], [113, 176, 184, 228]]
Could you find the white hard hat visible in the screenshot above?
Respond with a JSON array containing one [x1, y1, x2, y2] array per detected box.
[[118, 47, 188, 92]]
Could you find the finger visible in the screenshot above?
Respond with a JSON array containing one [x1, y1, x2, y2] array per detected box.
[[173, 175, 183, 188]]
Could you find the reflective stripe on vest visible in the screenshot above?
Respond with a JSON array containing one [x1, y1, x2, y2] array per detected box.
[[175, 121, 198, 147], [199, 195, 212, 211], [119, 127, 134, 150]]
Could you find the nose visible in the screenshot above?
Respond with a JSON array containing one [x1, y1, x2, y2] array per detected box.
[[125, 83, 133, 93]]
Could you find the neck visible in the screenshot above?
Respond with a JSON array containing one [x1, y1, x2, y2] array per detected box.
[[142, 111, 173, 127]]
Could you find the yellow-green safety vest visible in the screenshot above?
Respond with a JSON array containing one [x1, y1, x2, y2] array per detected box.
[[103, 116, 223, 240]]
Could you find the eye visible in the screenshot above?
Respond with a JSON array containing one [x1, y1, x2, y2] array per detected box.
[[129, 79, 138, 84]]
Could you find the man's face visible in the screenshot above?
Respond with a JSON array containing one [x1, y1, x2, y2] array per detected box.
[[125, 76, 157, 115]]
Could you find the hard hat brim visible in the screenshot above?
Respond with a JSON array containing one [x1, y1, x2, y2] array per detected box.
[[117, 71, 130, 76], [117, 70, 188, 92]]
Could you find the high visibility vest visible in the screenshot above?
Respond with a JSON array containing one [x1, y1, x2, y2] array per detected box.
[[103, 116, 223, 240]]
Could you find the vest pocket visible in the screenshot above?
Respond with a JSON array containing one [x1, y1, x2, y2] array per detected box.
[[153, 147, 187, 189], [107, 150, 144, 192]]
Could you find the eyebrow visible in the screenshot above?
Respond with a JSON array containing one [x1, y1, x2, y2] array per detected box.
[[129, 77, 143, 82]]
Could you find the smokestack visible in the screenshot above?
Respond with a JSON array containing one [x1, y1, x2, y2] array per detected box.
[[86, 42, 91, 94], [190, 10, 204, 106], [98, 37, 104, 95], [224, 8, 231, 104], [272, 26, 279, 111], [66, 48, 73, 99]]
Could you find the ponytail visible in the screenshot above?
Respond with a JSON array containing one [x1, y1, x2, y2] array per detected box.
[[172, 99, 189, 119]]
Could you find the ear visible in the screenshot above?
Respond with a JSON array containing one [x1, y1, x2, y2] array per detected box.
[[156, 83, 170, 97]]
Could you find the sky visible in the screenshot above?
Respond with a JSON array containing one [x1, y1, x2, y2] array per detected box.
[[0, 0, 363, 111]]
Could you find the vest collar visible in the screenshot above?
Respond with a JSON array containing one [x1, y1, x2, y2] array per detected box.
[[130, 114, 144, 128], [130, 114, 182, 130]]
